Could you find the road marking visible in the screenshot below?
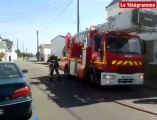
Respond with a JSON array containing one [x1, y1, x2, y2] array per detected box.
[[34, 116, 39, 120], [32, 104, 40, 120]]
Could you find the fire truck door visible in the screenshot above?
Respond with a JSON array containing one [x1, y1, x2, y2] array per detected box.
[[94, 34, 105, 62]]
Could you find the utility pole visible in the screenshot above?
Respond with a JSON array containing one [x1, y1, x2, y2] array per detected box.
[[17, 38, 18, 50], [17, 38, 19, 59], [22, 44, 24, 60], [77, 0, 80, 33], [22, 44, 24, 53], [36, 30, 39, 61], [26, 48, 28, 61]]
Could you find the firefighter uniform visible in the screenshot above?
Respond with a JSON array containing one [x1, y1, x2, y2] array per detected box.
[[47, 54, 61, 82]]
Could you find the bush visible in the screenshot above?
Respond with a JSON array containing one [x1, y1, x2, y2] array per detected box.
[[0, 52, 4, 59]]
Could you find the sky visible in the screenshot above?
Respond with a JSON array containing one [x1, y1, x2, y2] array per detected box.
[[0, 0, 111, 54]]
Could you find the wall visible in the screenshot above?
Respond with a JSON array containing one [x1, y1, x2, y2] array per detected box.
[[51, 36, 65, 57], [43, 48, 51, 62], [39, 47, 51, 61], [44, 48, 51, 55], [0, 49, 5, 53], [4, 52, 17, 61], [106, 3, 130, 17], [106, 0, 157, 17]]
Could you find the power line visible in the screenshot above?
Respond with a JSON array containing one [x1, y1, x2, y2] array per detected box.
[[39, 0, 74, 31], [11, 5, 50, 16], [90, 0, 110, 5], [0, 3, 66, 23], [0, 8, 53, 23]]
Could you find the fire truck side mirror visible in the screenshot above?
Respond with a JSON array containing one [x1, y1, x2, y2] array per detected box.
[[141, 39, 147, 54]]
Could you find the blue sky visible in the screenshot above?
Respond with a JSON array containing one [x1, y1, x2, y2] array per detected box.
[[0, 0, 111, 54]]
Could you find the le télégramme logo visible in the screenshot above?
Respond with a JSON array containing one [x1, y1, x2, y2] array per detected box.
[[119, 0, 157, 8]]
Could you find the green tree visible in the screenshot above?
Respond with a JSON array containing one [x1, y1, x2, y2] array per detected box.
[[15, 49, 22, 58], [27, 53, 34, 58], [0, 52, 4, 58]]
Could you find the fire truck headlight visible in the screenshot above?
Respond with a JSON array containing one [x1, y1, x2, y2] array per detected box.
[[102, 75, 114, 80], [139, 75, 144, 80]]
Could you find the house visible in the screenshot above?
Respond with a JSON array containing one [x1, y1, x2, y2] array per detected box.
[[39, 44, 51, 62], [106, 0, 156, 17], [51, 35, 65, 57], [105, 0, 157, 62], [1, 39, 17, 61], [0, 42, 5, 60], [0, 42, 5, 53]]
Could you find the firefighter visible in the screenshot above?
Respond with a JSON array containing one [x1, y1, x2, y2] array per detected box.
[[47, 52, 61, 82]]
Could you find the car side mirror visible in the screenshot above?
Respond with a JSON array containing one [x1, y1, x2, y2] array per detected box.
[[22, 69, 28, 74]]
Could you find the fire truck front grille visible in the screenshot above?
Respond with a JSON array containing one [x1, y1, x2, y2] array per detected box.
[[117, 66, 138, 74], [118, 79, 134, 84]]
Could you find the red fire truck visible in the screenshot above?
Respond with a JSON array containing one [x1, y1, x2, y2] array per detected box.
[[59, 27, 144, 86], [59, 9, 156, 86]]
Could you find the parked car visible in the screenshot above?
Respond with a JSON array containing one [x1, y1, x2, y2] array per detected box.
[[0, 62, 32, 120]]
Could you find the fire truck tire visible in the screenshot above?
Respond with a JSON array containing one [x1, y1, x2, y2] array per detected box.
[[85, 70, 96, 87], [64, 65, 70, 79]]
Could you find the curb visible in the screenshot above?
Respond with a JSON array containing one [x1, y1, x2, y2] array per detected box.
[[114, 101, 157, 116]]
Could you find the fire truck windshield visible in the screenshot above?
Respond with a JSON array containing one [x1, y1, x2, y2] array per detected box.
[[106, 35, 141, 54]]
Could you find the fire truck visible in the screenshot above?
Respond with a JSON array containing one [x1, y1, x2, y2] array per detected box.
[[59, 9, 157, 86]]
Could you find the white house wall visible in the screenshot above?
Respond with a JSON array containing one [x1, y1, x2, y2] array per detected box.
[[11, 52, 17, 60], [106, 0, 157, 17], [0, 49, 5, 53], [39, 46, 51, 62], [51, 36, 65, 57], [4, 52, 17, 61], [11, 46, 17, 60], [44, 48, 51, 55], [40, 48, 44, 55], [106, 3, 130, 17], [44, 48, 51, 62]]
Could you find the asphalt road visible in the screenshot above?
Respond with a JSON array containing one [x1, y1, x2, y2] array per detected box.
[[16, 60, 157, 120]]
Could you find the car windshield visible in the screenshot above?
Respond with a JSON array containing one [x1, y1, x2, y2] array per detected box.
[[106, 35, 142, 54], [0, 63, 22, 79]]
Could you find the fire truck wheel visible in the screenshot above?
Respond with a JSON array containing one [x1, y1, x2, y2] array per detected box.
[[85, 70, 96, 87], [64, 65, 70, 79]]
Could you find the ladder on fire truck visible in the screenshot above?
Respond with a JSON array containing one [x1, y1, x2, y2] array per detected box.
[[71, 8, 157, 48], [97, 9, 157, 33]]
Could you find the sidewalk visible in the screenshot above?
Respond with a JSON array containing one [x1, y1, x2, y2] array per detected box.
[[115, 97, 157, 115], [116, 61, 157, 116]]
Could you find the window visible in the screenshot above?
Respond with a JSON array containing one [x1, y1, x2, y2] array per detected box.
[[94, 34, 104, 52], [94, 34, 105, 61], [0, 63, 22, 79], [106, 35, 141, 54]]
